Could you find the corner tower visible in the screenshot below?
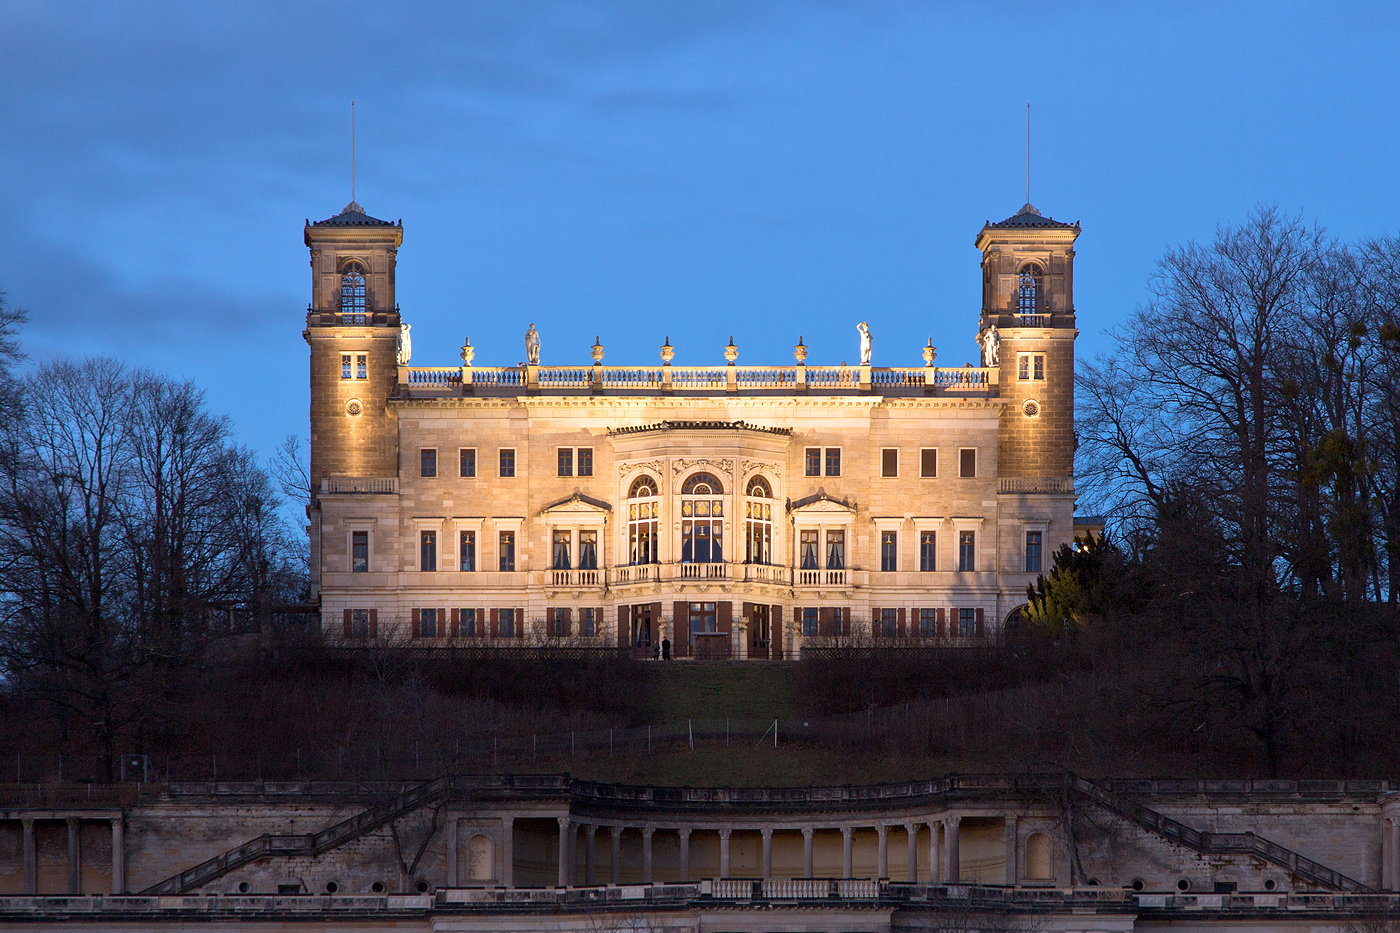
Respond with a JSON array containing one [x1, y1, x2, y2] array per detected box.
[[304, 202, 404, 492], [975, 204, 1079, 481]]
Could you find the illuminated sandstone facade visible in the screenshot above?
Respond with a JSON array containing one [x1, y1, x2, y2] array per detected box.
[[305, 201, 1084, 654]]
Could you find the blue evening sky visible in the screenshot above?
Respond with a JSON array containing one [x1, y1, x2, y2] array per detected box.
[[1, 2, 1397, 463]]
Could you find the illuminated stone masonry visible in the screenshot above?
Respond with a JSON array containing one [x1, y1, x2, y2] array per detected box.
[[305, 201, 1087, 655]]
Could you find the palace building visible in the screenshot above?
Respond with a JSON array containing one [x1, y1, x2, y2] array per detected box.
[[305, 199, 1085, 657]]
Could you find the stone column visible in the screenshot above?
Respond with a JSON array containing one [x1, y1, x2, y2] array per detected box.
[[585, 825, 597, 885], [446, 818, 459, 888], [610, 826, 623, 884], [719, 829, 731, 878], [761, 829, 773, 880], [111, 818, 125, 894], [905, 823, 918, 883], [502, 817, 514, 888], [841, 827, 853, 879], [679, 828, 691, 882], [943, 816, 960, 883], [642, 827, 654, 884], [557, 817, 572, 887], [22, 818, 35, 895], [1003, 817, 1018, 886], [1391, 819, 1400, 892], [876, 824, 888, 879], [927, 821, 940, 883], [67, 818, 81, 895], [802, 827, 814, 878]]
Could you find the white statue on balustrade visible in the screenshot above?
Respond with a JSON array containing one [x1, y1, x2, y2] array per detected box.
[[979, 324, 1000, 367], [396, 323, 412, 365], [857, 322, 872, 365], [525, 323, 540, 365]]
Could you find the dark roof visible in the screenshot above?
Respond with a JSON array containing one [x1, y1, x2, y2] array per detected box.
[[309, 201, 399, 227], [985, 203, 1078, 230]]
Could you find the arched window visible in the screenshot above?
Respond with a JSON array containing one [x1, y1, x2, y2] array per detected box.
[[745, 476, 773, 565], [1017, 263, 1043, 321], [628, 475, 659, 565], [340, 261, 367, 322], [1025, 832, 1052, 880], [681, 473, 724, 564], [467, 834, 495, 881]]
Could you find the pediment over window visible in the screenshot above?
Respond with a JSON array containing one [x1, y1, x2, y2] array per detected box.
[[788, 490, 857, 516], [540, 492, 613, 519]]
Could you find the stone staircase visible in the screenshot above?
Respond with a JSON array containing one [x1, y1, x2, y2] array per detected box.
[[139, 776, 450, 896], [1071, 775, 1373, 893]]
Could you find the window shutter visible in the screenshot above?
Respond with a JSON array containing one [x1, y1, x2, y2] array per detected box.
[[937, 607, 946, 638], [673, 601, 687, 657], [342, 609, 351, 638], [742, 602, 753, 626], [562, 608, 572, 637], [451, 608, 460, 638], [897, 607, 906, 638], [368, 609, 377, 638], [490, 608, 499, 638], [717, 601, 732, 634], [517, 609, 525, 638], [411, 608, 420, 639], [842, 606, 851, 636], [617, 605, 630, 648], [871, 607, 881, 638], [819, 607, 833, 637], [976, 607, 985, 636], [771, 605, 783, 660]]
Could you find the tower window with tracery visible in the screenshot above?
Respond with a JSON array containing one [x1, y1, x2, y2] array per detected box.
[[628, 476, 659, 565], [744, 475, 773, 564], [1017, 263, 1043, 322], [681, 472, 724, 564], [340, 261, 367, 323]]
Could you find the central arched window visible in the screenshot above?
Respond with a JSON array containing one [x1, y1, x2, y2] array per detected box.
[[681, 472, 724, 563], [628, 475, 659, 565], [340, 261, 367, 322], [1017, 263, 1043, 320], [744, 476, 773, 564]]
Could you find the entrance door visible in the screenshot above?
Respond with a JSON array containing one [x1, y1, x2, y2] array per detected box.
[[748, 604, 771, 660], [630, 604, 654, 659]]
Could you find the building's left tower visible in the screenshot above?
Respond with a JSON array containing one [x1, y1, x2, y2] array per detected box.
[[304, 202, 403, 599]]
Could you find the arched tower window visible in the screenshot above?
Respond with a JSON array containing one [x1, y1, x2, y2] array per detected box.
[[628, 475, 659, 565], [339, 261, 367, 323], [744, 476, 773, 565], [1017, 263, 1044, 322], [681, 473, 724, 564]]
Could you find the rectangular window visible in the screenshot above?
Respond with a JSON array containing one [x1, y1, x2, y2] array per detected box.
[[419, 608, 437, 639], [1018, 354, 1029, 380], [1018, 353, 1046, 380], [919, 531, 937, 572], [577, 447, 593, 477], [879, 607, 898, 638], [578, 530, 598, 570], [352, 530, 369, 573], [341, 354, 352, 379], [459, 448, 476, 477], [580, 607, 596, 637], [460, 608, 477, 637], [552, 530, 571, 570], [1026, 531, 1043, 574], [880, 531, 898, 572], [920, 607, 938, 637], [356, 354, 367, 380], [805, 447, 822, 476], [459, 531, 476, 572], [498, 531, 516, 572], [881, 448, 898, 477], [1034, 354, 1045, 380], [825, 448, 841, 476], [688, 602, 717, 638], [958, 607, 976, 638], [832, 607, 845, 634], [350, 608, 370, 638], [958, 531, 975, 572], [799, 530, 819, 570], [420, 449, 437, 477], [499, 607, 516, 638], [550, 607, 568, 637], [959, 448, 977, 478], [802, 607, 819, 636], [826, 530, 845, 570], [558, 448, 573, 477], [420, 531, 437, 572], [499, 448, 516, 477], [921, 448, 938, 477]]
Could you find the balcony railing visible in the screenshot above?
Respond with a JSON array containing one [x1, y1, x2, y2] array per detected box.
[[550, 569, 601, 587], [680, 562, 728, 580], [797, 568, 848, 587], [999, 477, 1074, 494], [611, 564, 655, 584], [741, 563, 791, 584], [321, 475, 398, 494]]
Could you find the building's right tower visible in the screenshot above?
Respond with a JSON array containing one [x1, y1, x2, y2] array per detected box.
[[975, 204, 1080, 482]]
